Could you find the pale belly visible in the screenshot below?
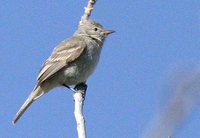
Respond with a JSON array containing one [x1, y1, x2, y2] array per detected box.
[[61, 45, 102, 85]]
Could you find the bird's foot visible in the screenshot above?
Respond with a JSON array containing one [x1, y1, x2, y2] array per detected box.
[[63, 84, 76, 93], [63, 83, 87, 95], [74, 83, 87, 99]]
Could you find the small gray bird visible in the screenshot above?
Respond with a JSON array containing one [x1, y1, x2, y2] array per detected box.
[[13, 20, 114, 124]]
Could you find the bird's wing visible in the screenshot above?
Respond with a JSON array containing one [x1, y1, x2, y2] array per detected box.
[[37, 37, 86, 83]]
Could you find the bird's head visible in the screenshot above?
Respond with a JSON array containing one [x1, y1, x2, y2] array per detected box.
[[75, 20, 115, 42]]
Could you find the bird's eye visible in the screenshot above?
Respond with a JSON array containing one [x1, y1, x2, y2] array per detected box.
[[94, 28, 98, 31]]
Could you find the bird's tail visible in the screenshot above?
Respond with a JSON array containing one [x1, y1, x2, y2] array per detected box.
[[12, 85, 43, 124]]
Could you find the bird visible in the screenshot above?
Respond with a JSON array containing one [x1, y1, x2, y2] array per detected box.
[[12, 20, 114, 124]]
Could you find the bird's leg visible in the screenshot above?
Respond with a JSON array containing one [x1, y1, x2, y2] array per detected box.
[[63, 84, 76, 93], [74, 83, 87, 99], [63, 82, 87, 96]]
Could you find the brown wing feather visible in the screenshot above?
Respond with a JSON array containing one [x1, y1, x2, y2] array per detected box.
[[37, 37, 86, 83]]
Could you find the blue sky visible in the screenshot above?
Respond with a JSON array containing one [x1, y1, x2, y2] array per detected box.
[[1, 0, 200, 137]]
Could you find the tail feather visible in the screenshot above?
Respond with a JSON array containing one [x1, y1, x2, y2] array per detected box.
[[12, 86, 43, 124]]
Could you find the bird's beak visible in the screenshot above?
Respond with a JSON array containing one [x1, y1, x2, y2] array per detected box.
[[103, 30, 115, 36]]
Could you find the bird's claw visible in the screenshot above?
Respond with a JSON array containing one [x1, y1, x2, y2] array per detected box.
[[63, 84, 76, 93], [63, 83, 87, 98]]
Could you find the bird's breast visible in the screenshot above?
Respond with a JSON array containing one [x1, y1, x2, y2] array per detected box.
[[63, 42, 102, 85]]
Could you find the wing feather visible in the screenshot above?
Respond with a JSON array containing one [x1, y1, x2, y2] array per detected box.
[[37, 37, 86, 83]]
